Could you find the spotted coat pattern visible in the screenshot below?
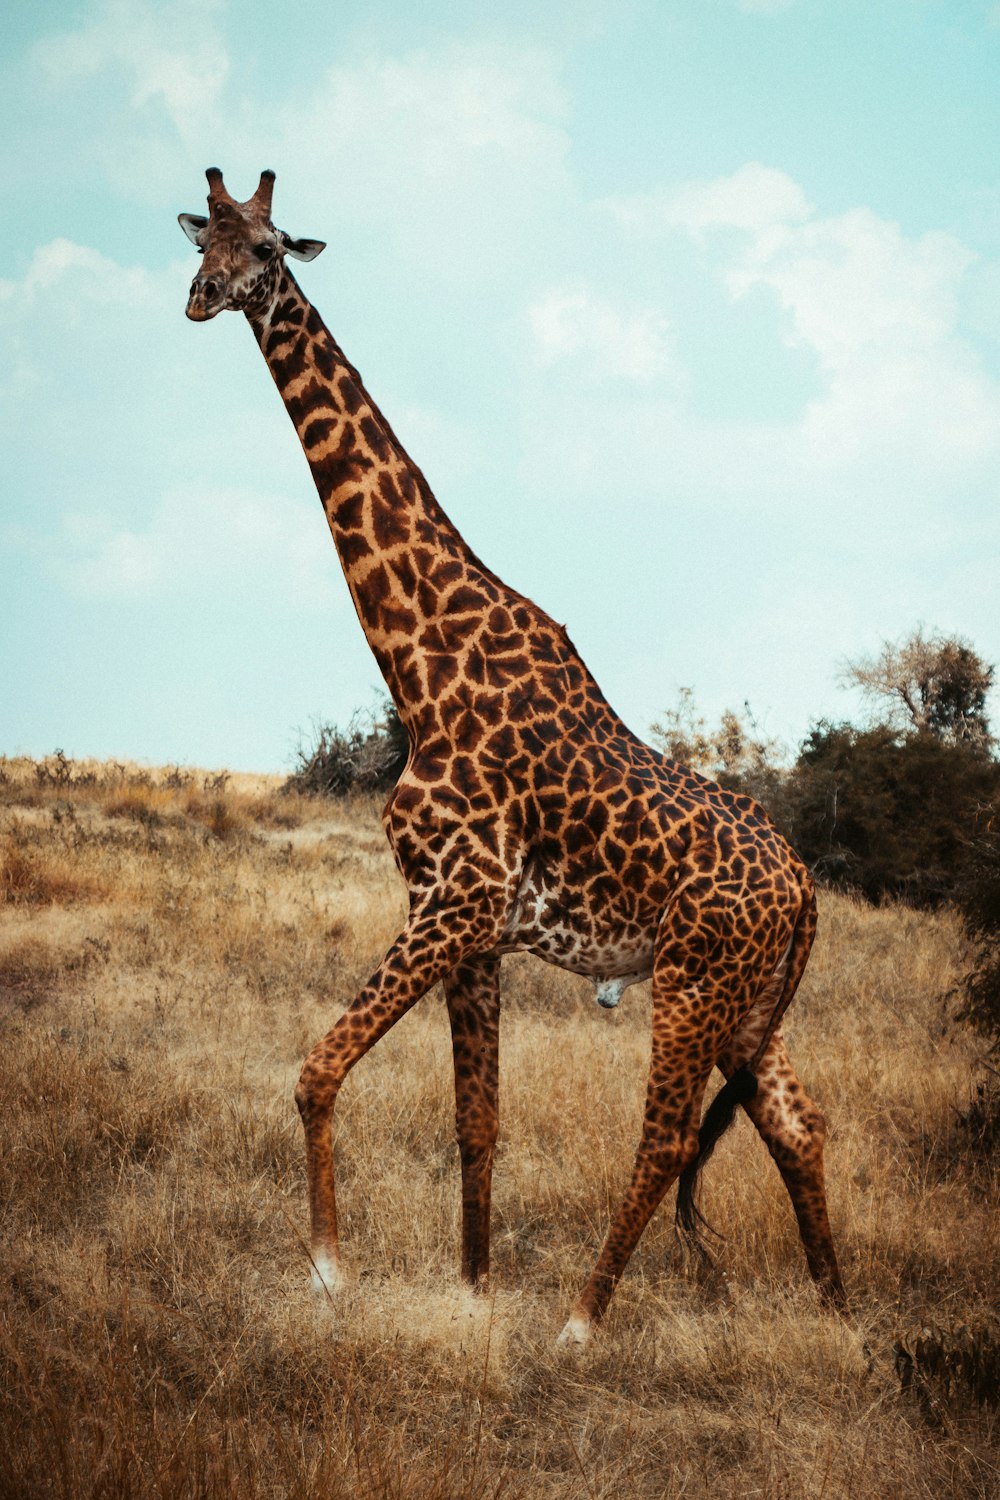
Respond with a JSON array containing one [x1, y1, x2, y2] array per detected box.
[[180, 170, 844, 1340]]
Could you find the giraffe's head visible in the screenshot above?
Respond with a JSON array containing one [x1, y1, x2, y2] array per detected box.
[[178, 168, 325, 322]]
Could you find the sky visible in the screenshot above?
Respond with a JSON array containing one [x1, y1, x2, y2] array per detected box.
[[2, 0, 1000, 772]]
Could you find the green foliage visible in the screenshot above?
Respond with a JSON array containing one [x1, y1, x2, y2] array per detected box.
[[785, 724, 999, 906], [285, 699, 409, 798]]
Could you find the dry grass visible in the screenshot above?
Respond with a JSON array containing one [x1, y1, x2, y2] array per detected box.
[[0, 754, 997, 1498]]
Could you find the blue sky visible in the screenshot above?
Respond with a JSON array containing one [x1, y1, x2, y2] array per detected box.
[[3, 0, 999, 770]]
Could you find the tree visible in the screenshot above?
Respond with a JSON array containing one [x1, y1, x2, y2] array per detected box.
[[842, 628, 994, 752]]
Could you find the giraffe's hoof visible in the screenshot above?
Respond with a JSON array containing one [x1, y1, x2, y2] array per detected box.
[[309, 1251, 345, 1302], [556, 1313, 593, 1349]]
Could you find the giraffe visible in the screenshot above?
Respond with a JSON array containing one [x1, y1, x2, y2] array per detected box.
[[178, 168, 844, 1344]]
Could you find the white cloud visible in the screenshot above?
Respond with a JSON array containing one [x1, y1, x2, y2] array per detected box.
[[28, 25, 573, 275], [724, 202, 999, 469], [672, 162, 814, 235], [0, 238, 163, 309], [528, 286, 674, 383], [49, 486, 341, 612], [28, 12, 573, 234], [728, 207, 972, 360], [605, 163, 1000, 478], [606, 163, 813, 238], [0, 238, 186, 404], [293, 42, 569, 179], [35, 0, 229, 137]]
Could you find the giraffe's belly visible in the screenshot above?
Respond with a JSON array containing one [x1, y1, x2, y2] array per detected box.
[[497, 859, 656, 998]]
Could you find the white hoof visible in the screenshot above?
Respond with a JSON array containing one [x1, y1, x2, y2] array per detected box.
[[309, 1250, 344, 1300], [556, 1313, 592, 1349], [452, 1285, 489, 1319]]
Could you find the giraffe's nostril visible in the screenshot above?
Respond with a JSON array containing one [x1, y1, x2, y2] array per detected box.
[[203, 280, 219, 300]]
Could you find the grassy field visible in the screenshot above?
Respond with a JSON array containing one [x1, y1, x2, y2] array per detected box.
[[1, 753, 997, 1498]]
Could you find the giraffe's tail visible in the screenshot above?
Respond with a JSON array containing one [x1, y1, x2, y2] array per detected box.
[[674, 880, 818, 1260], [674, 1066, 759, 1258]]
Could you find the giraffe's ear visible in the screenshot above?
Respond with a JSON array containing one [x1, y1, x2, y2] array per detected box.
[[178, 213, 209, 247], [280, 233, 326, 262]]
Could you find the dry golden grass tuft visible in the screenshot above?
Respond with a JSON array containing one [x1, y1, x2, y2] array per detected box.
[[0, 755, 997, 1498], [1, 826, 110, 908]]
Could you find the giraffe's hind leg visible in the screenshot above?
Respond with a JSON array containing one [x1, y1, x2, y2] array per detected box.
[[444, 954, 501, 1292], [718, 1022, 845, 1305], [558, 954, 738, 1346]]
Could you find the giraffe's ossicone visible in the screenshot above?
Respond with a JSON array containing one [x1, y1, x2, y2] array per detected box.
[[178, 169, 844, 1342]]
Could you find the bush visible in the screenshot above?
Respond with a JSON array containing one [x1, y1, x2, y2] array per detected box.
[[783, 723, 1000, 906], [285, 700, 409, 798]]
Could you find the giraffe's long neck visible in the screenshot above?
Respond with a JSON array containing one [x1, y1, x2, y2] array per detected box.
[[248, 268, 520, 730], [247, 267, 630, 759], [248, 276, 524, 732]]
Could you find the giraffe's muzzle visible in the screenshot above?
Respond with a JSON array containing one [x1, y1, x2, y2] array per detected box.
[[185, 275, 226, 321]]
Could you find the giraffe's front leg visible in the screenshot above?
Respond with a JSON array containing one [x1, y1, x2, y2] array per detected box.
[[444, 954, 501, 1292], [294, 915, 471, 1300]]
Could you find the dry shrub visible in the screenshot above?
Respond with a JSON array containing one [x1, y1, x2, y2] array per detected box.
[[241, 792, 304, 829], [0, 751, 300, 841], [94, 762, 307, 838], [104, 781, 252, 841], [286, 703, 408, 799], [181, 789, 247, 841]]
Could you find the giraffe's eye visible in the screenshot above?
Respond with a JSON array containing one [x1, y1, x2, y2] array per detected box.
[[254, 243, 274, 261]]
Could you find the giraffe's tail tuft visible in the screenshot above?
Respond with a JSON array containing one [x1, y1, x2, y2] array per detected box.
[[675, 1065, 759, 1258]]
